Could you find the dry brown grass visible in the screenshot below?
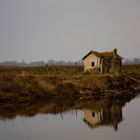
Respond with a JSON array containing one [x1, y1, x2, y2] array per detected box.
[[38, 80, 55, 92], [0, 65, 139, 103]]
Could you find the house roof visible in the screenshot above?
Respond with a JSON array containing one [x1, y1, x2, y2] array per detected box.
[[83, 118, 120, 130], [82, 50, 122, 60]]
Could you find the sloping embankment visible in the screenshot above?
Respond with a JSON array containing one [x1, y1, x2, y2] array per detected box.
[[0, 69, 140, 103]]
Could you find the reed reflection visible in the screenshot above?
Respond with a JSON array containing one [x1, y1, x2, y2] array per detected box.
[[0, 92, 138, 131]]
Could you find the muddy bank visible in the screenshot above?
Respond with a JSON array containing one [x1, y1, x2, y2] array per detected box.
[[0, 66, 140, 103], [78, 73, 140, 99]]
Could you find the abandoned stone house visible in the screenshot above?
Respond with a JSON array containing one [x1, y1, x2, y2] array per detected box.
[[82, 49, 122, 73]]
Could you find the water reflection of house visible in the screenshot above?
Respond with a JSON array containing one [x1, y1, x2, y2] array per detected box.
[[83, 106, 123, 131]]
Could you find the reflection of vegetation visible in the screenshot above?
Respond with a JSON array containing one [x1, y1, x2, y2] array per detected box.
[[0, 91, 139, 123]]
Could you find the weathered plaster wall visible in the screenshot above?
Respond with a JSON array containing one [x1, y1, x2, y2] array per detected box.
[[83, 53, 100, 72], [84, 109, 103, 126]]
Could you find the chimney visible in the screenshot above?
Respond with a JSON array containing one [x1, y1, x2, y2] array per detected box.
[[113, 48, 117, 59]]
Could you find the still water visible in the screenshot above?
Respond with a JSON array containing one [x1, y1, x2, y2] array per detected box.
[[0, 95, 140, 140]]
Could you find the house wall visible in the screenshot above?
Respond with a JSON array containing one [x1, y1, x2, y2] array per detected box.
[[99, 57, 122, 74], [100, 57, 111, 73], [110, 59, 122, 73], [84, 109, 103, 126], [83, 53, 100, 72]]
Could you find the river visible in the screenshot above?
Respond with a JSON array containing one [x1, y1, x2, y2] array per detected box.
[[0, 95, 140, 140]]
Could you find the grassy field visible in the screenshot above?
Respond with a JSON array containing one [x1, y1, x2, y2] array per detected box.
[[122, 64, 140, 75], [0, 64, 139, 103], [0, 65, 83, 103]]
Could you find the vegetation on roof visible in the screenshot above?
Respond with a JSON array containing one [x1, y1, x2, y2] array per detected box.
[[82, 50, 122, 59]]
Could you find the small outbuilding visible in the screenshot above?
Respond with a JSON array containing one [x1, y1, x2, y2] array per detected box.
[[82, 49, 122, 73]]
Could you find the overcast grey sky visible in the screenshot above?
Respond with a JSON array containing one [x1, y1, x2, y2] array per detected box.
[[0, 0, 140, 62]]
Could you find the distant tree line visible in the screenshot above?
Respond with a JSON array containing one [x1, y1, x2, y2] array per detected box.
[[123, 58, 140, 64], [0, 60, 83, 66], [0, 58, 139, 66]]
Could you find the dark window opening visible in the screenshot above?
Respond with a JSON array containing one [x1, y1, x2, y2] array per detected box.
[[92, 112, 95, 117], [91, 62, 95, 67]]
